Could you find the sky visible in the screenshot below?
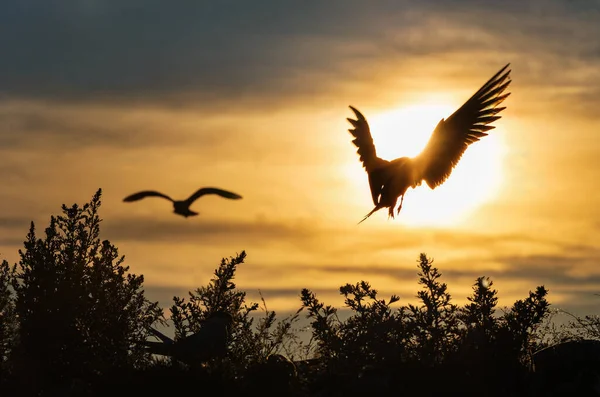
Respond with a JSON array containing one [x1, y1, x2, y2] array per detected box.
[[1, 0, 600, 327]]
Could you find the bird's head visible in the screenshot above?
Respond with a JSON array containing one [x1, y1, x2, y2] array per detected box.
[[175, 208, 199, 218], [205, 311, 234, 327]]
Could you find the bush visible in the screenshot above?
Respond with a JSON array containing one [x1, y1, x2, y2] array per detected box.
[[0, 189, 582, 396], [4, 189, 163, 394]]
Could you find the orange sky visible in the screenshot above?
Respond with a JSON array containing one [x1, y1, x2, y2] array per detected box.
[[1, 1, 600, 324]]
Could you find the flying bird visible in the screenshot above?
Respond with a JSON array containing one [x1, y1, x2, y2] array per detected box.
[[123, 187, 242, 218], [347, 64, 512, 224]]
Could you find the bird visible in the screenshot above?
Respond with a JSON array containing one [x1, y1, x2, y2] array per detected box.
[[141, 311, 234, 365], [531, 340, 600, 396], [347, 63, 512, 224], [122, 187, 243, 218]]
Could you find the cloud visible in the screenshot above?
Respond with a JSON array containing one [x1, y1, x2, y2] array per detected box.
[[1, 0, 599, 158], [144, 255, 600, 321], [244, 245, 600, 297], [101, 216, 317, 248], [0, 99, 352, 165], [0, 215, 34, 230], [2, 203, 596, 291], [0, 215, 49, 248], [0, 101, 228, 149], [0, 0, 597, 109], [142, 285, 189, 309], [0, 0, 411, 103], [490, 253, 600, 288], [428, 252, 600, 289], [100, 214, 581, 256]]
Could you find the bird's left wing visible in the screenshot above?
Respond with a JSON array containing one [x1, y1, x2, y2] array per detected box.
[[123, 191, 174, 202], [186, 187, 243, 204], [148, 327, 174, 344], [347, 106, 390, 205], [414, 64, 512, 189]]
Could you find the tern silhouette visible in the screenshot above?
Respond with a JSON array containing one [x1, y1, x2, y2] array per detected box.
[[141, 311, 233, 365], [348, 64, 512, 224], [123, 187, 242, 218]]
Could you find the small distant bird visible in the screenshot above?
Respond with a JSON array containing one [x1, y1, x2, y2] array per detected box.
[[141, 311, 234, 365], [123, 187, 242, 218], [347, 64, 512, 223]]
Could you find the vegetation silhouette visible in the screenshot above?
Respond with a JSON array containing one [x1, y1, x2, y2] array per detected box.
[[123, 187, 243, 218], [348, 64, 512, 223], [1, 190, 600, 396]]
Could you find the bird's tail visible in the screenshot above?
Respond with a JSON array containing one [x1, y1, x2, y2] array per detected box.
[[140, 341, 173, 357], [358, 205, 383, 225]]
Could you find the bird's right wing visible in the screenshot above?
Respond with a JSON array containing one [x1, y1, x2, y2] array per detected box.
[[413, 64, 511, 189], [123, 191, 174, 202], [186, 187, 243, 204], [347, 106, 390, 205]]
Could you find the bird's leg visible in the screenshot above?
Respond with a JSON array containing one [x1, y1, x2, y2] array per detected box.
[[387, 198, 398, 220], [396, 195, 404, 215]]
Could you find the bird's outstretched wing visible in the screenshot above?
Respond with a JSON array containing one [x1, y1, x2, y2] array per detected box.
[[414, 64, 512, 189], [186, 187, 243, 204], [148, 327, 174, 344], [123, 191, 174, 202], [347, 106, 388, 172], [347, 106, 390, 205]]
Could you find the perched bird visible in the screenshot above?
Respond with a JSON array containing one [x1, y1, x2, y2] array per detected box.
[[141, 311, 234, 365], [123, 187, 242, 218], [531, 340, 600, 396], [347, 64, 512, 223]]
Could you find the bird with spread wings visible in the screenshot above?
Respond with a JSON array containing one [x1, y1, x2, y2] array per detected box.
[[347, 64, 512, 224], [123, 187, 242, 218]]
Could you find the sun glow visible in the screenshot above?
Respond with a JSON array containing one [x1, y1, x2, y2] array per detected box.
[[349, 98, 506, 227]]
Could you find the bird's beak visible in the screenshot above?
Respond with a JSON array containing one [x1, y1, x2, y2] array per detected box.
[[357, 205, 382, 225]]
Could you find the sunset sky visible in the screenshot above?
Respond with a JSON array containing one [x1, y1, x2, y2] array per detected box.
[[1, 0, 600, 325]]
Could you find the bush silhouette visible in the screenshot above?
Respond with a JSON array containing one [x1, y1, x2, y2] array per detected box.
[[299, 254, 551, 396], [0, 260, 17, 383], [1, 188, 598, 396], [2, 189, 163, 395], [167, 251, 304, 393]]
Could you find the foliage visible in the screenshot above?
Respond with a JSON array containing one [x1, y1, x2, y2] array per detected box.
[[300, 253, 551, 396], [169, 251, 303, 375], [5, 189, 163, 394], [0, 260, 17, 379], [0, 189, 595, 396], [544, 297, 600, 343], [407, 253, 460, 365]]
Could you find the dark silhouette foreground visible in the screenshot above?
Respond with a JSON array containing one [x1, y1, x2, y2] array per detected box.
[[348, 63, 512, 223], [123, 187, 243, 218], [2, 190, 600, 397]]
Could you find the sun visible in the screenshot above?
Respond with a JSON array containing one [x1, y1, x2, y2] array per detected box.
[[348, 97, 506, 227]]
